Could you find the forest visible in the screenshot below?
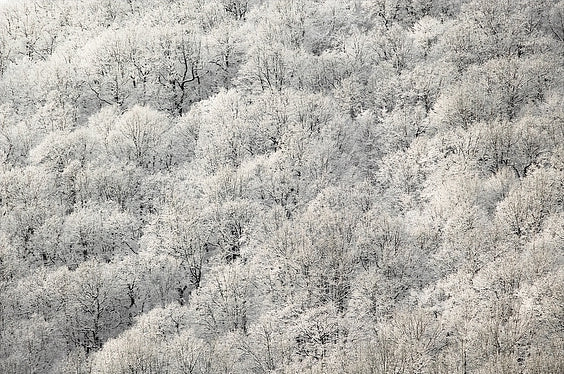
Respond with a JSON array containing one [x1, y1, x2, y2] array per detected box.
[[0, 0, 563, 373]]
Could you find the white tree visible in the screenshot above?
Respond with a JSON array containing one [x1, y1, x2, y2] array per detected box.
[[108, 105, 173, 169]]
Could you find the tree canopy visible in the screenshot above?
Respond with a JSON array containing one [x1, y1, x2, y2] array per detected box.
[[0, 0, 563, 373]]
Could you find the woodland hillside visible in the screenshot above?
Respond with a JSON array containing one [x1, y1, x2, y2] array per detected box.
[[0, 0, 563, 373]]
